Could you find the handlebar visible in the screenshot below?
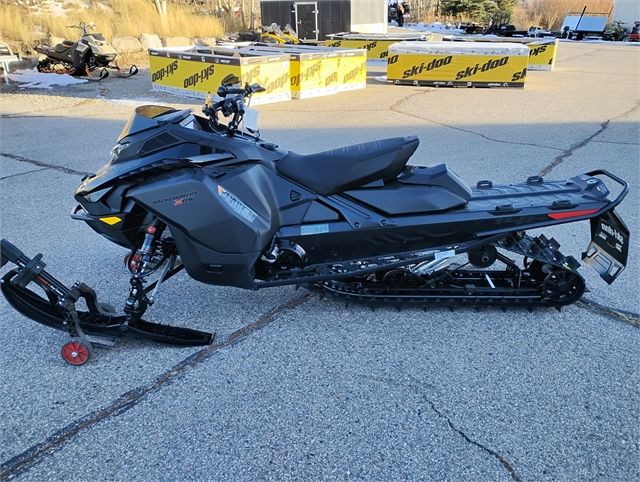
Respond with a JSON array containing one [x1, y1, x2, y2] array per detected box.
[[204, 82, 264, 136]]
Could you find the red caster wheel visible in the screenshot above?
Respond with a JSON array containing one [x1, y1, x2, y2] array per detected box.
[[61, 340, 92, 366]]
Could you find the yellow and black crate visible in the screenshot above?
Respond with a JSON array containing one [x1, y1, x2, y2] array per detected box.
[[323, 32, 430, 60], [387, 41, 530, 88], [223, 44, 367, 98], [148, 48, 291, 105], [335, 49, 367, 92], [442, 35, 558, 71]]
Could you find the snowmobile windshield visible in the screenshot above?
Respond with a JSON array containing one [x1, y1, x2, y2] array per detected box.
[[91, 33, 106, 41], [118, 105, 179, 141]]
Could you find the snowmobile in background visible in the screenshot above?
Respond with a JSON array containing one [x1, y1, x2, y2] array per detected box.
[[603, 21, 628, 41], [282, 24, 301, 43], [627, 21, 639, 42], [0, 78, 631, 365], [236, 24, 300, 44], [35, 22, 138, 81]]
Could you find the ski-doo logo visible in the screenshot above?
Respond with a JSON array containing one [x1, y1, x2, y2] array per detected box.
[[601, 222, 624, 244], [363, 41, 378, 51], [183, 65, 215, 88], [291, 62, 321, 86], [343, 64, 365, 82], [244, 65, 261, 84], [511, 67, 527, 81], [262, 72, 289, 92], [325, 71, 338, 85], [401, 55, 453, 79], [152, 60, 179, 82], [529, 45, 547, 57], [325, 41, 341, 48], [152, 191, 197, 206], [456, 56, 509, 80]]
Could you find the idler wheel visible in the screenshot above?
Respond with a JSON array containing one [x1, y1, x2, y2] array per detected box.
[[542, 269, 585, 305], [468, 245, 497, 268]]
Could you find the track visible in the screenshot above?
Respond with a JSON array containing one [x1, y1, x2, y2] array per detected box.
[[316, 262, 585, 309]]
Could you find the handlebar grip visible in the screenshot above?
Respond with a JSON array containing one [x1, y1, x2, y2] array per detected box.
[[234, 98, 246, 115]]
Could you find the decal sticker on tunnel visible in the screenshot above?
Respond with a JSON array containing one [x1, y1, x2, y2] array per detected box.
[[300, 224, 329, 235], [217, 185, 258, 223]]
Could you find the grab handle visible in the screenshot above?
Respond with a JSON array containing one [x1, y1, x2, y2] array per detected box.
[[585, 169, 629, 209]]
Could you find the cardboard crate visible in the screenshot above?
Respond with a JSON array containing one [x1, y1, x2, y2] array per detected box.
[[148, 48, 291, 105], [323, 32, 430, 60], [217, 43, 367, 98], [443, 36, 559, 71], [387, 41, 530, 88]]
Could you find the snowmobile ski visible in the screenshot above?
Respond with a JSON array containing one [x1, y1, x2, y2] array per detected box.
[[1, 239, 213, 364], [115, 64, 139, 78]]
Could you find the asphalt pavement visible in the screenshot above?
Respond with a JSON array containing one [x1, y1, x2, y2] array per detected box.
[[1, 41, 639, 481]]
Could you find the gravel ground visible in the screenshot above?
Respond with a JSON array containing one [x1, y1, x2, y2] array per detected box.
[[1, 41, 638, 481]]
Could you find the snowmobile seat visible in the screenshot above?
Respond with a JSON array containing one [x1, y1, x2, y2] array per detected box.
[[343, 164, 472, 214], [276, 136, 419, 196], [54, 42, 74, 54]]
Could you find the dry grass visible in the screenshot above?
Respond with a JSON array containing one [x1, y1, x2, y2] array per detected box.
[[512, 0, 614, 30], [0, 0, 224, 44]]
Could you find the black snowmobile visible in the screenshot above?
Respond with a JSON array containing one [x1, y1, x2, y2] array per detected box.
[[1, 80, 630, 364], [35, 22, 138, 81]]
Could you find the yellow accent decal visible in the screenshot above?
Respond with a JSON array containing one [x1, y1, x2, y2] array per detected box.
[[99, 216, 122, 225]]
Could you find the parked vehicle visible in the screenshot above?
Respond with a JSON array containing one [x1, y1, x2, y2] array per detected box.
[[1, 79, 630, 364], [628, 21, 640, 42], [35, 22, 137, 80]]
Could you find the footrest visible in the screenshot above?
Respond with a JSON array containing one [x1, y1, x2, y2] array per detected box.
[[126, 320, 214, 346]]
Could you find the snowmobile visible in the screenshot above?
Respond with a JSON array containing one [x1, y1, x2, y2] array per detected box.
[[237, 24, 300, 44], [1, 79, 630, 365], [35, 22, 138, 81]]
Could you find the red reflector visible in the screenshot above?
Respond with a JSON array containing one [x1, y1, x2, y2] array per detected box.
[[548, 209, 599, 220]]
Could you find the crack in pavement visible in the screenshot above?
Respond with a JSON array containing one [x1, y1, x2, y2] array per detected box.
[[0, 291, 314, 481], [361, 373, 522, 482], [0, 167, 50, 180], [390, 90, 564, 153], [593, 140, 640, 146], [538, 100, 640, 177], [560, 49, 608, 63], [0, 152, 90, 177], [577, 297, 640, 328]]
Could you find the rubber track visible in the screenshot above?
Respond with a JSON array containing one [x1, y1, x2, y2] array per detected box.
[[314, 269, 586, 309]]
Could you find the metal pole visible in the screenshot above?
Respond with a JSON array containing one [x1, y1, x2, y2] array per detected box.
[[574, 5, 587, 33]]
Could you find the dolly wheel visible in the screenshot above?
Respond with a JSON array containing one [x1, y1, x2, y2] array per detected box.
[[61, 340, 92, 366]]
